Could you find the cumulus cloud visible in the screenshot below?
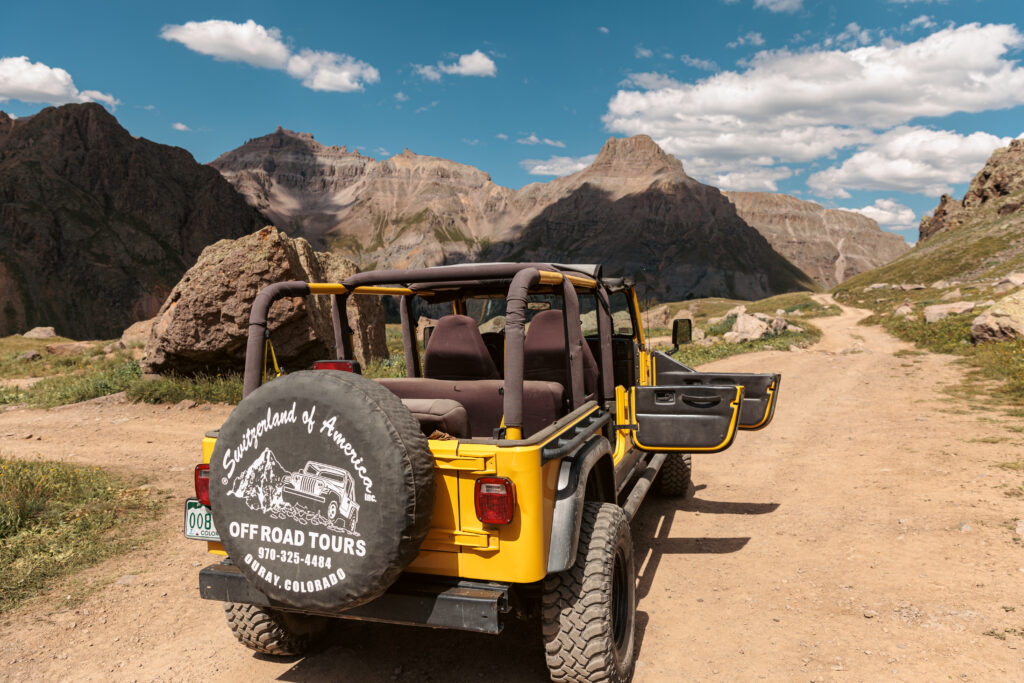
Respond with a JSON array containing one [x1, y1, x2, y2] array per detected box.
[[496, 133, 509, 139], [604, 23, 1024, 195], [172, 122, 191, 131], [415, 50, 496, 81], [598, 26, 610, 34], [0, 56, 119, 108], [160, 19, 378, 92], [908, 15, 936, 30], [394, 91, 408, 101], [680, 55, 718, 71], [635, 46, 654, 58], [521, 154, 598, 176], [517, 133, 566, 148], [807, 127, 1013, 197], [728, 31, 765, 48], [755, 0, 803, 12], [847, 198, 917, 230]]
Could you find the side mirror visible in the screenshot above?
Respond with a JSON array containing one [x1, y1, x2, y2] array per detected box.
[[670, 318, 692, 353]]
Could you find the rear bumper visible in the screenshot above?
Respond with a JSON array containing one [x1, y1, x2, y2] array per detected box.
[[199, 562, 510, 635]]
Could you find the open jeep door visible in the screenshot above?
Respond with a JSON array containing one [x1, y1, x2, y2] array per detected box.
[[650, 351, 781, 431]]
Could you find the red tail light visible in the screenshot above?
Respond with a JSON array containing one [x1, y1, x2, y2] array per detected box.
[[474, 477, 516, 525], [194, 463, 210, 506], [313, 360, 362, 373]]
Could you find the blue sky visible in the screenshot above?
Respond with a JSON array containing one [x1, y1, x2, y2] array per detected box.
[[2, 0, 1023, 243]]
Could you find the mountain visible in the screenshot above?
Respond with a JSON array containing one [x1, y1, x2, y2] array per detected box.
[[723, 192, 909, 289], [214, 131, 815, 301], [0, 103, 266, 338], [840, 139, 1024, 288], [228, 447, 291, 512]]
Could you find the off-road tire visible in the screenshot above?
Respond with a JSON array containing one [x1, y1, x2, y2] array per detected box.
[[655, 452, 692, 497], [224, 602, 327, 656], [542, 502, 635, 682]]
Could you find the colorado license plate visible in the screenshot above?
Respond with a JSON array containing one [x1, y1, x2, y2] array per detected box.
[[184, 498, 220, 541]]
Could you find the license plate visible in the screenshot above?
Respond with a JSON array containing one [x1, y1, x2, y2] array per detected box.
[[184, 498, 220, 541]]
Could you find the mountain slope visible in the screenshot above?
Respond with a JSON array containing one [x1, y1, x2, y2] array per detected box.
[[723, 192, 909, 289], [0, 103, 266, 338], [215, 131, 815, 300], [840, 139, 1024, 289]]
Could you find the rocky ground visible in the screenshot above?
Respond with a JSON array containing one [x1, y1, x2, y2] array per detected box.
[[1, 298, 1022, 681]]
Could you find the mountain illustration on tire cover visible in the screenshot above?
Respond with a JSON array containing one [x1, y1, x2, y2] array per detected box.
[[227, 448, 360, 536]]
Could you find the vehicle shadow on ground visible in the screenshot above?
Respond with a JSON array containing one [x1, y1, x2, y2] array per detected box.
[[271, 486, 778, 682]]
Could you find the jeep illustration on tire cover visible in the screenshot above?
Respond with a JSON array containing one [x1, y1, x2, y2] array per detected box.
[[208, 370, 435, 612]]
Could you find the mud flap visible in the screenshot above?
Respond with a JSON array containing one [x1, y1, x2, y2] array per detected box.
[[651, 352, 781, 430], [630, 385, 744, 453]]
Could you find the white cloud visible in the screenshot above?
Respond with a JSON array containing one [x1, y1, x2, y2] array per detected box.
[[598, 26, 610, 34], [521, 154, 598, 176], [496, 133, 509, 139], [285, 50, 379, 92], [462, 138, 480, 145], [605, 23, 1024, 196], [687, 157, 796, 191], [141, 104, 156, 111], [0, 56, 119, 108], [394, 91, 408, 102], [847, 198, 917, 230], [160, 19, 377, 92], [635, 46, 654, 58], [755, 0, 803, 12], [807, 127, 1013, 197], [908, 15, 936, 30], [415, 50, 496, 81], [517, 133, 566, 148], [374, 147, 389, 157], [728, 31, 765, 48], [680, 55, 718, 71], [160, 19, 290, 68], [171, 122, 190, 131], [415, 100, 438, 114]]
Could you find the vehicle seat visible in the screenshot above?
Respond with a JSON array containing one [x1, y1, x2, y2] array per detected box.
[[480, 332, 504, 375], [423, 315, 501, 381], [524, 309, 599, 400], [401, 398, 470, 439]]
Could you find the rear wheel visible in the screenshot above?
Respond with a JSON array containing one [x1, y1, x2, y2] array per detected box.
[[224, 602, 328, 656], [655, 452, 692, 498], [542, 502, 635, 682]]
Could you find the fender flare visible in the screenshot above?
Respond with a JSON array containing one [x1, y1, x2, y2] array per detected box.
[[546, 436, 615, 574]]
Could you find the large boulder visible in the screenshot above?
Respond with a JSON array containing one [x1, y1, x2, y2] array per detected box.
[[923, 301, 976, 323], [724, 313, 769, 343], [141, 226, 386, 375], [640, 304, 694, 330], [23, 326, 57, 339], [971, 291, 1024, 342]]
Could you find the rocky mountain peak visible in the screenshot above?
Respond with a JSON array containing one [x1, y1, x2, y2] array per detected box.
[[588, 135, 685, 178], [920, 138, 1024, 241]]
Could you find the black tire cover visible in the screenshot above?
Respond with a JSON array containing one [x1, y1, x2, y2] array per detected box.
[[209, 370, 435, 611]]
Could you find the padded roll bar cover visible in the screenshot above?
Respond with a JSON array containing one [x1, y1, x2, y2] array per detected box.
[[242, 281, 311, 397], [503, 268, 541, 430]]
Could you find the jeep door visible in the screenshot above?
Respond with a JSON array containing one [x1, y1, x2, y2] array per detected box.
[[650, 351, 781, 430]]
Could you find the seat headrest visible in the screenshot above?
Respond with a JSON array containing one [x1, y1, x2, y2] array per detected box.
[[423, 315, 501, 381], [524, 309, 599, 397]]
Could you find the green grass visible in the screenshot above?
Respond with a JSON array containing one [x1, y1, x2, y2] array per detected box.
[[20, 360, 142, 408], [0, 457, 160, 612], [669, 323, 822, 367], [0, 334, 112, 380], [126, 371, 243, 405], [997, 461, 1024, 471]]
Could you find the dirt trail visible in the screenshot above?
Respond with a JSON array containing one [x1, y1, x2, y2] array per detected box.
[[2, 301, 1023, 681]]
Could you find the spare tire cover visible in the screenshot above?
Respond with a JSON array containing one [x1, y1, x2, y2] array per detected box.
[[209, 370, 435, 611]]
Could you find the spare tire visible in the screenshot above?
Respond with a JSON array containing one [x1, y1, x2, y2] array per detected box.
[[209, 370, 435, 612]]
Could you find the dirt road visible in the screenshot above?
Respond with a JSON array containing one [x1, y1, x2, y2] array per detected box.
[[1, 300, 1023, 681]]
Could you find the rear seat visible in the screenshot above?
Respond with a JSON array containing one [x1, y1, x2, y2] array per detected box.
[[379, 378, 564, 438], [401, 398, 470, 439]]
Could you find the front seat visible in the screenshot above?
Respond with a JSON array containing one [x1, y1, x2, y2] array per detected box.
[[524, 309, 599, 400], [423, 315, 501, 381]]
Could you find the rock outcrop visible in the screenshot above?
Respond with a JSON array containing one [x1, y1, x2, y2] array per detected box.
[[214, 131, 816, 302], [920, 139, 1024, 241], [141, 227, 386, 375], [723, 192, 909, 288], [970, 291, 1024, 342], [0, 103, 267, 339]]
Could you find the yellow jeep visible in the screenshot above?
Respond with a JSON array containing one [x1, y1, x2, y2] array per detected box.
[[185, 263, 780, 682]]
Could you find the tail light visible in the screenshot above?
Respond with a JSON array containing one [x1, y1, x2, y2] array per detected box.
[[194, 463, 210, 506], [313, 360, 362, 374], [474, 477, 516, 525]]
